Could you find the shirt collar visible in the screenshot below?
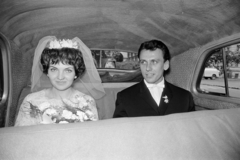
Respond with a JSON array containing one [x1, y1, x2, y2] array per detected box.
[[144, 78, 165, 88]]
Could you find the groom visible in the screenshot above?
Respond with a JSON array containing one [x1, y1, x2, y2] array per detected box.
[[113, 39, 195, 118]]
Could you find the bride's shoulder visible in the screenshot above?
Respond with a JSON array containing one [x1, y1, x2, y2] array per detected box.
[[72, 89, 94, 100], [25, 89, 46, 101]]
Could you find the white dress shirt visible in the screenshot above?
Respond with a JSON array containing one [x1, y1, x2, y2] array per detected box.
[[144, 78, 165, 105]]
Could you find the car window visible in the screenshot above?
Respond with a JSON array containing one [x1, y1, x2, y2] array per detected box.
[[199, 43, 240, 98], [91, 50, 142, 82]]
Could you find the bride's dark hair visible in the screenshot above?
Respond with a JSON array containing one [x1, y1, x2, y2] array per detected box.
[[41, 47, 85, 78]]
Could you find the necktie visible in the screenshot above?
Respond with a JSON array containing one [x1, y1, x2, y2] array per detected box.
[[148, 83, 164, 105]]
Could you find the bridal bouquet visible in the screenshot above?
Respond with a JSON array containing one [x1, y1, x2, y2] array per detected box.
[[29, 95, 97, 124]]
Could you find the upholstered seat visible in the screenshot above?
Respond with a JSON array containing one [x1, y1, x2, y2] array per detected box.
[[1, 108, 240, 160]]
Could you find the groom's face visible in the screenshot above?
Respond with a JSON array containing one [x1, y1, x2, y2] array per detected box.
[[139, 49, 169, 84]]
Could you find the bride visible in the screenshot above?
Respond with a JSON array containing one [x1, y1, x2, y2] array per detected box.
[[15, 36, 105, 126]]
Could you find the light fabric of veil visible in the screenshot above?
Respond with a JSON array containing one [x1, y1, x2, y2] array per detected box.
[[31, 36, 105, 99]]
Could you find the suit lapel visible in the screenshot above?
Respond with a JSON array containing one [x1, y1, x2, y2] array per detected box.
[[158, 81, 173, 115], [138, 81, 159, 113]]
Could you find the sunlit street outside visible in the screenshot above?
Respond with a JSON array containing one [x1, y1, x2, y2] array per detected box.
[[200, 77, 240, 98]]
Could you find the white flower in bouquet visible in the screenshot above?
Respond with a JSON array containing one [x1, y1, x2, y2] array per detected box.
[[62, 110, 73, 119], [45, 108, 57, 115], [71, 114, 78, 120], [38, 102, 51, 111], [74, 95, 96, 121], [76, 111, 85, 122], [62, 95, 97, 122], [85, 110, 96, 121]]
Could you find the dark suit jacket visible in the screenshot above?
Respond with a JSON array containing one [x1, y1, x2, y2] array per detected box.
[[113, 80, 195, 118]]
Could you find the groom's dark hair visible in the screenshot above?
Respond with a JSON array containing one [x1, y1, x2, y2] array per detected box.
[[137, 39, 171, 62]]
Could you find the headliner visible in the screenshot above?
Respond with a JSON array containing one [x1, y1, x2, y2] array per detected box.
[[0, 0, 240, 56]]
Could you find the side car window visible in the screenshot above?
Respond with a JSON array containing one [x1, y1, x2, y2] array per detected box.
[[199, 44, 240, 98]]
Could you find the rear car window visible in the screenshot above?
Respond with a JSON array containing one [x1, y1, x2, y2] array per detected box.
[[92, 50, 143, 82]]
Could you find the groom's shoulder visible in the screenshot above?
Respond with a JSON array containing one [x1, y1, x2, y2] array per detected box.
[[166, 81, 191, 94], [119, 82, 142, 94]]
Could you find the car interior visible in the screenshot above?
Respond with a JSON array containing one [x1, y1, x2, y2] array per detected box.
[[0, 0, 240, 159]]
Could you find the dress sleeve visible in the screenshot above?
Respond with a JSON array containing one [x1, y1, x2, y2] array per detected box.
[[14, 95, 42, 126], [84, 95, 99, 121]]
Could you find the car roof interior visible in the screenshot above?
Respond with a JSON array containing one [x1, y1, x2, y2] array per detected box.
[[1, 0, 240, 57]]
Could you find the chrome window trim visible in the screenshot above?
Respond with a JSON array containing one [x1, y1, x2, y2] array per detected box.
[[98, 68, 139, 74]]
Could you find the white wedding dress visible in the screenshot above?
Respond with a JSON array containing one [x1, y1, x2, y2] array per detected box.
[[15, 89, 98, 126]]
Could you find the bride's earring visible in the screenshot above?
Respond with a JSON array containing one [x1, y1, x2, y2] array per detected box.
[[74, 76, 77, 80]]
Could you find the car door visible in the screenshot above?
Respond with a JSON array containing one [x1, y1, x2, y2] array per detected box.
[[193, 36, 240, 110], [166, 34, 240, 111]]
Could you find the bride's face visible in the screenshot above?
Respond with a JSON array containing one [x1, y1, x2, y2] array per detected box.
[[47, 62, 75, 91]]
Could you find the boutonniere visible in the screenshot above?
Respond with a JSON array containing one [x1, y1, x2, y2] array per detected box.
[[162, 95, 169, 103]]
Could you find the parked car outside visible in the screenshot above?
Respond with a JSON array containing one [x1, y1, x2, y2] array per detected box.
[[203, 68, 220, 79]]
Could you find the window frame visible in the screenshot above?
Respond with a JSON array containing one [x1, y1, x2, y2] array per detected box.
[[192, 37, 240, 105], [0, 33, 12, 127]]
